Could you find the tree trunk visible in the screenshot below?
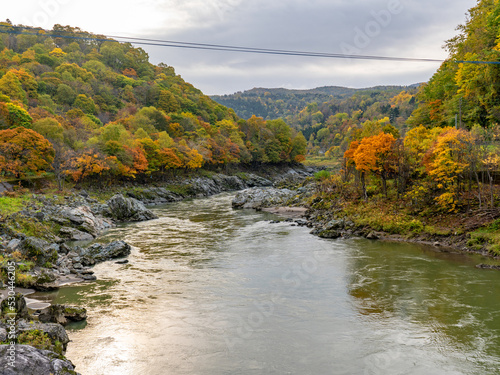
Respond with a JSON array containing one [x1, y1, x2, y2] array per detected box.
[[475, 171, 481, 209], [382, 171, 387, 198], [361, 171, 367, 201], [487, 170, 494, 208]]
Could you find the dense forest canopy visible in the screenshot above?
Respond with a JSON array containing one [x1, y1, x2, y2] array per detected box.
[[0, 23, 306, 186], [317, 0, 500, 213], [213, 85, 420, 159], [211, 85, 419, 122], [409, 0, 500, 129]]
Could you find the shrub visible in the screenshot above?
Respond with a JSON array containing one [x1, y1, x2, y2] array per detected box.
[[18, 330, 52, 351], [314, 170, 331, 181]]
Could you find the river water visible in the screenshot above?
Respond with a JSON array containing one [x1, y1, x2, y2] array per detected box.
[[45, 194, 500, 374]]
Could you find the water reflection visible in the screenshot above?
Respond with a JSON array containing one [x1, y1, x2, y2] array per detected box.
[[345, 239, 500, 370]]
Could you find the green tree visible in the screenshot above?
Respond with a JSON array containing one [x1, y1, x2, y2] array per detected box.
[[0, 71, 27, 103]]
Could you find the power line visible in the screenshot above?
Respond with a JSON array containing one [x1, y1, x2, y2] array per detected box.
[[0, 25, 499, 65], [0, 25, 446, 63]]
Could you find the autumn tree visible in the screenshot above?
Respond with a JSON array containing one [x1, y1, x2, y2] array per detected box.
[[157, 90, 180, 113], [345, 133, 396, 199], [0, 102, 33, 129], [0, 71, 27, 103], [67, 150, 110, 184], [0, 127, 54, 178], [425, 128, 472, 212]]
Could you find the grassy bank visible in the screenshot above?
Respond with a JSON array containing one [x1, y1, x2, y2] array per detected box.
[[309, 180, 500, 258]]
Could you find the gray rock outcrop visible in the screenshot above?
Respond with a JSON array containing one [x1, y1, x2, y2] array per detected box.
[[38, 304, 87, 325], [232, 188, 296, 209], [18, 237, 58, 266], [81, 240, 131, 263], [17, 321, 70, 351], [106, 194, 158, 222], [0, 345, 79, 375], [52, 205, 112, 238]]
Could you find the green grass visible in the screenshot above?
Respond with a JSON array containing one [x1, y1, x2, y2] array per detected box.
[[166, 184, 193, 197], [303, 156, 339, 168], [469, 223, 500, 255], [343, 200, 424, 235], [0, 196, 31, 216]]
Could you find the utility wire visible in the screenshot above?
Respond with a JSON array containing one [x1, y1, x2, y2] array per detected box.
[[0, 27, 443, 62], [1, 25, 498, 65]]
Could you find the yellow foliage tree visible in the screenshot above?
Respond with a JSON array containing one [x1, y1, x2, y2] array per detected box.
[[425, 128, 471, 212]]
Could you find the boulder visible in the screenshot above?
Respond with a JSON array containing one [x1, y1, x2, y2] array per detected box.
[[211, 174, 247, 191], [1, 293, 29, 320], [317, 229, 342, 239], [53, 205, 113, 237], [244, 173, 273, 187], [106, 194, 158, 222], [59, 227, 94, 242], [17, 321, 70, 351], [0, 345, 79, 375], [0, 181, 13, 196], [38, 305, 87, 325], [32, 270, 59, 292], [126, 187, 183, 205], [6, 239, 21, 251], [324, 219, 344, 231], [366, 231, 380, 240], [81, 240, 131, 264], [18, 237, 58, 266], [186, 177, 222, 197], [232, 188, 296, 209], [476, 264, 500, 270]]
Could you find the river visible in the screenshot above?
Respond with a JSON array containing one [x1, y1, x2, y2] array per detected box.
[[41, 193, 500, 374]]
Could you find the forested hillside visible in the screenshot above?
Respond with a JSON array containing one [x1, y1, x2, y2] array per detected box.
[[287, 87, 419, 158], [0, 23, 306, 187], [213, 85, 419, 159], [211, 85, 418, 121], [316, 0, 500, 224], [408, 0, 500, 129]]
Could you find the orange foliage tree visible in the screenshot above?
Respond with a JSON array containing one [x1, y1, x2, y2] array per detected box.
[[67, 150, 111, 183], [0, 127, 54, 178], [345, 133, 396, 199]]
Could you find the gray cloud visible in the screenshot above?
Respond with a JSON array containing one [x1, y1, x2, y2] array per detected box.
[[6, 0, 476, 94], [140, 0, 477, 94]]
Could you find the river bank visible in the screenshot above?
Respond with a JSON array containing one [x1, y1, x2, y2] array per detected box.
[[51, 192, 500, 375], [0, 164, 316, 374], [231, 180, 500, 268]]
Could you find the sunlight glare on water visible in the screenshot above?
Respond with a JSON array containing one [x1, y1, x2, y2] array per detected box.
[[52, 194, 500, 375]]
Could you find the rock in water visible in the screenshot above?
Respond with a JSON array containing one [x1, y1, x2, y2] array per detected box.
[[38, 304, 87, 325], [317, 229, 342, 239], [232, 188, 296, 209], [0, 345, 79, 375], [106, 194, 158, 222], [81, 240, 132, 263]]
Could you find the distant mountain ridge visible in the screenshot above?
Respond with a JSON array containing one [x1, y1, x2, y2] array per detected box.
[[211, 84, 422, 120]]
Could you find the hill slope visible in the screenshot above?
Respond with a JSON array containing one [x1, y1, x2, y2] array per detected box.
[[211, 84, 420, 121], [0, 23, 306, 186]]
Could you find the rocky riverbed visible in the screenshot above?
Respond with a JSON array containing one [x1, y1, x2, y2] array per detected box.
[[0, 165, 316, 375]]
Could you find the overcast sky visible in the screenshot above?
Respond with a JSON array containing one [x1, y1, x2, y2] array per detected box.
[[4, 0, 478, 95]]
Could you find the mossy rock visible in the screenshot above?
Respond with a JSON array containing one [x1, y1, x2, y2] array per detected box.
[[18, 237, 57, 266]]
